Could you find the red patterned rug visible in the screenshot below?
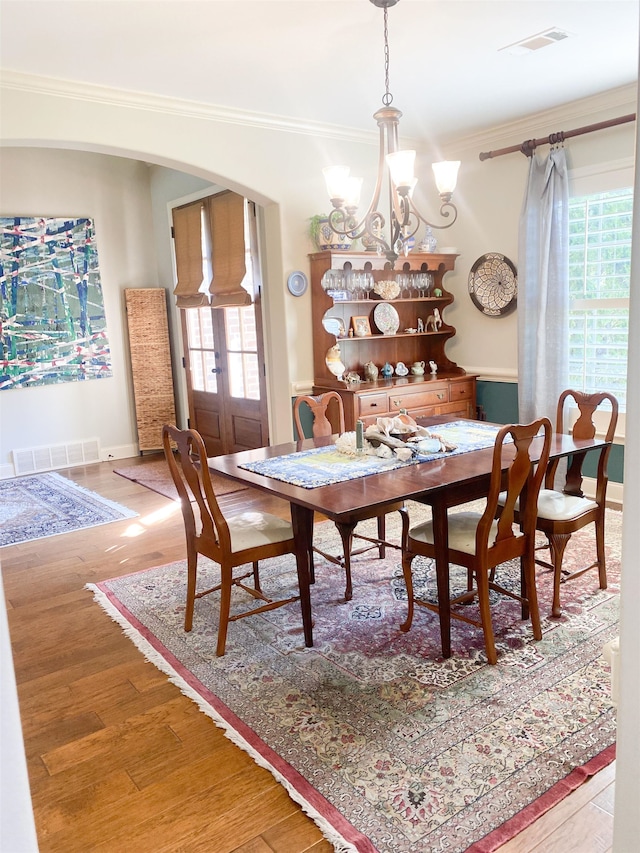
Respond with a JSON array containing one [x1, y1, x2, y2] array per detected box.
[[87, 505, 620, 852]]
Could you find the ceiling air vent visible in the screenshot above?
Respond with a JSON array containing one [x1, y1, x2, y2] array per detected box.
[[500, 28, 571, 56]]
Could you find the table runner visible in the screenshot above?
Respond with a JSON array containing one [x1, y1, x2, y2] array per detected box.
[[240, 420, 504, 488]]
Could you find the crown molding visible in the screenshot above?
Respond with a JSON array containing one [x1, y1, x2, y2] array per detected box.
[[2, 70, 635, 156], [0, 69, 377, 146], [446, 83, 638, 157]]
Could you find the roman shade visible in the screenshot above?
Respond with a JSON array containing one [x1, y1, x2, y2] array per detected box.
[[208, 191, 251, 308], [172, 202, 208, 309]]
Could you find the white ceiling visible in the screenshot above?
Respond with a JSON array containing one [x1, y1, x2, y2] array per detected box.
[[1, 0, 638, 144]]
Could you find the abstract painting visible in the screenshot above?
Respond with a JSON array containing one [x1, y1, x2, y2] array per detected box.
[[0, 216, 112, 389]]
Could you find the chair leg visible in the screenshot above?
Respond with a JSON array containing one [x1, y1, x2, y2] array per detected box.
[[184, 548, 198, 632], [476, 569, 497, 665], [523, 554, 542, 640], [376, 515, 386, 558], [400, 551, 416, 633], [252, 561, 261, 593], [548, 532, 571, 618], [335, 521, 357, 601], [216, 564, 233, 657], [595, 516, 608, 589]]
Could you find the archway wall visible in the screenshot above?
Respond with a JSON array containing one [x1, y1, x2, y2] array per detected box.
[[0, 79, 382, 461]]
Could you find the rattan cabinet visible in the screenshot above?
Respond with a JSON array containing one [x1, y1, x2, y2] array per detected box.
[[124, 288, 177, 451]]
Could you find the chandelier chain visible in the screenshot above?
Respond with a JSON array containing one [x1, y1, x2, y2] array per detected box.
[[382, 5, 393, 107]]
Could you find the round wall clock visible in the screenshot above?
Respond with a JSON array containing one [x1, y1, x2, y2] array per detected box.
[[287, 270, 308, 297], [468, 253, 517, 316]]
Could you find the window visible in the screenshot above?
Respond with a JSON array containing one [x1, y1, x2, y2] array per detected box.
[[568, 186, 632, 411]]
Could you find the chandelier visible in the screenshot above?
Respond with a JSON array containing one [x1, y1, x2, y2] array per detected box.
[[322, 0, 460, 267]]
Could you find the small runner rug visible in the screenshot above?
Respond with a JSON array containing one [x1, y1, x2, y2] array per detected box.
[[87, 507, 620, 853], [113, 456, 248, 501], [1, 471, 137, 547]]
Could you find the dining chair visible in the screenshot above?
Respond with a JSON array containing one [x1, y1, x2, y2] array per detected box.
[[529, 389, 618, 617], [401, 418, 552, 665], [293, 392, 406, 601], [162, 424, 300, 656]]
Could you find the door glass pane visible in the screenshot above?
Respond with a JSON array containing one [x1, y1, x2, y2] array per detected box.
[[225, 306, 260, 400], [186, 307, 217, 393]]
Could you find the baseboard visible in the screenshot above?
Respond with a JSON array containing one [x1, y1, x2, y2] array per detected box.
[[100, 444, 140, 462], [0, 463, 15, 480]]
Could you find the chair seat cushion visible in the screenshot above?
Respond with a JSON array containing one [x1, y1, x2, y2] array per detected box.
[[535, 489, 598, 521], [410, 512, 520, 555], [228, 511, 293, 551], [497, 489, 598, 522]]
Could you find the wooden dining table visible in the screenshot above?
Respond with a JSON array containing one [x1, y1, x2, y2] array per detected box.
[[208, 418, 608, 658]]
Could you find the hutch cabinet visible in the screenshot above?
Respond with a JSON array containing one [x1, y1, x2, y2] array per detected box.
[[309, 251, 476, 431]]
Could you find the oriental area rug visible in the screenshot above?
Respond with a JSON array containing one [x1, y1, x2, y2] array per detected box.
[[0, 471, 137, 547], [87, 506, 621, 853]]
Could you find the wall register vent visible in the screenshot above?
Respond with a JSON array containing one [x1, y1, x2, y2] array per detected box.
[[12, 438, 101, 476]]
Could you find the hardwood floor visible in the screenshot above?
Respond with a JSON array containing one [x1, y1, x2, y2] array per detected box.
[[2, 460, 615, 852]]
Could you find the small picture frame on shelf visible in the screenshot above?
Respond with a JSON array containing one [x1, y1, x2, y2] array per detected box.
[[351, 316, 372, 337]]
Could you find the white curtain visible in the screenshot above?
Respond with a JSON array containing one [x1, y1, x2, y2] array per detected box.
[[517, 147, 570, 424]]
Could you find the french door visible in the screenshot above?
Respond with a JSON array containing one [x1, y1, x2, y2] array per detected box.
[[174, 197, 269, 456]]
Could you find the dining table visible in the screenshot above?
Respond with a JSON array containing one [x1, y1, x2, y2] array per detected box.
[[208, 417, 609, 658]]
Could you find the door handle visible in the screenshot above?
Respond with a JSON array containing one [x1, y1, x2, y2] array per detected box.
[[211, 367, 222, 374]]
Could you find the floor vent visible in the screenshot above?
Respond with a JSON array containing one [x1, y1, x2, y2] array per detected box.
[[12, 438, 101, 476]]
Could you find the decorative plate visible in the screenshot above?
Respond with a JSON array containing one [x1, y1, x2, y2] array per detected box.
[[287, 270, 308, 297], [373, 301, 400, 335], [468, 253, 517, 316]]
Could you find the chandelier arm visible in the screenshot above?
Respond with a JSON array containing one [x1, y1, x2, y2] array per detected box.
[[408, 197, 459, 231]]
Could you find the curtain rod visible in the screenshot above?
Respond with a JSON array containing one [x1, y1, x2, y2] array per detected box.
[[479, 113, 636, 161]]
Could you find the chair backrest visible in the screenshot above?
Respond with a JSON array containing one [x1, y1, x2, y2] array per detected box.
[[162, 424, 231, 555], [479, 418, 552, 559], [293, 392, 346, 439], [548, 389, 618, 500]]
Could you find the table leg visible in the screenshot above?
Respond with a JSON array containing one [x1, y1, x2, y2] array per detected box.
[[431, 500, 452, 659], [290, 503, 314, 647]]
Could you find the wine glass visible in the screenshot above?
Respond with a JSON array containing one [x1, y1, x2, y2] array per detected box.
[[363, 273, 374, 299]]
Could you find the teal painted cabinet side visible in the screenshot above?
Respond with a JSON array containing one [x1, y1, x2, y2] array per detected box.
[[476, 380, 623, 484]]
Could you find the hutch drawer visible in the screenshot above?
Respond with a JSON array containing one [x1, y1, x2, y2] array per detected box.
[[388, 386, 449, 411], [358, 392, 389, 416]]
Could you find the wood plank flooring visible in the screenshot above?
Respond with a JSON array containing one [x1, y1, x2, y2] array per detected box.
[[2, 460, 615, 852]]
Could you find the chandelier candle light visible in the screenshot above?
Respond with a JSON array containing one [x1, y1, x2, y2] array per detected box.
[[322, 0, 460, 267]]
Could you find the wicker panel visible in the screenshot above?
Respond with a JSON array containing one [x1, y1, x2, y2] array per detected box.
[[125, 289, 177, 451]]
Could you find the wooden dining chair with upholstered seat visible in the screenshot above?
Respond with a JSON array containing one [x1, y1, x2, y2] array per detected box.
[[162, 424, 300, 656], [293, 392, 407, 601], [401, 418, 552, 665], [528, 389, 618, 617]]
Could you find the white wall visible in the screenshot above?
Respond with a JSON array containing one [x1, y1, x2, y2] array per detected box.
[[0, 148, 160, 472]]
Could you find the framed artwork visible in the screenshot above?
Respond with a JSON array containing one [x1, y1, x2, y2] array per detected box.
[[351, 315, 372, 337], [0, 216, 112, 390]]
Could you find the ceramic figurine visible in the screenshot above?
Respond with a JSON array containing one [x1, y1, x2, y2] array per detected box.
[[417, 318, 424, 333], [429, 360, 438, 375], [364, 361, 379, 381], [411, 360, 425, 376], [426, 308, 442, 332], [381, 361, 394, 378], [325, 343, 345, 381]]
